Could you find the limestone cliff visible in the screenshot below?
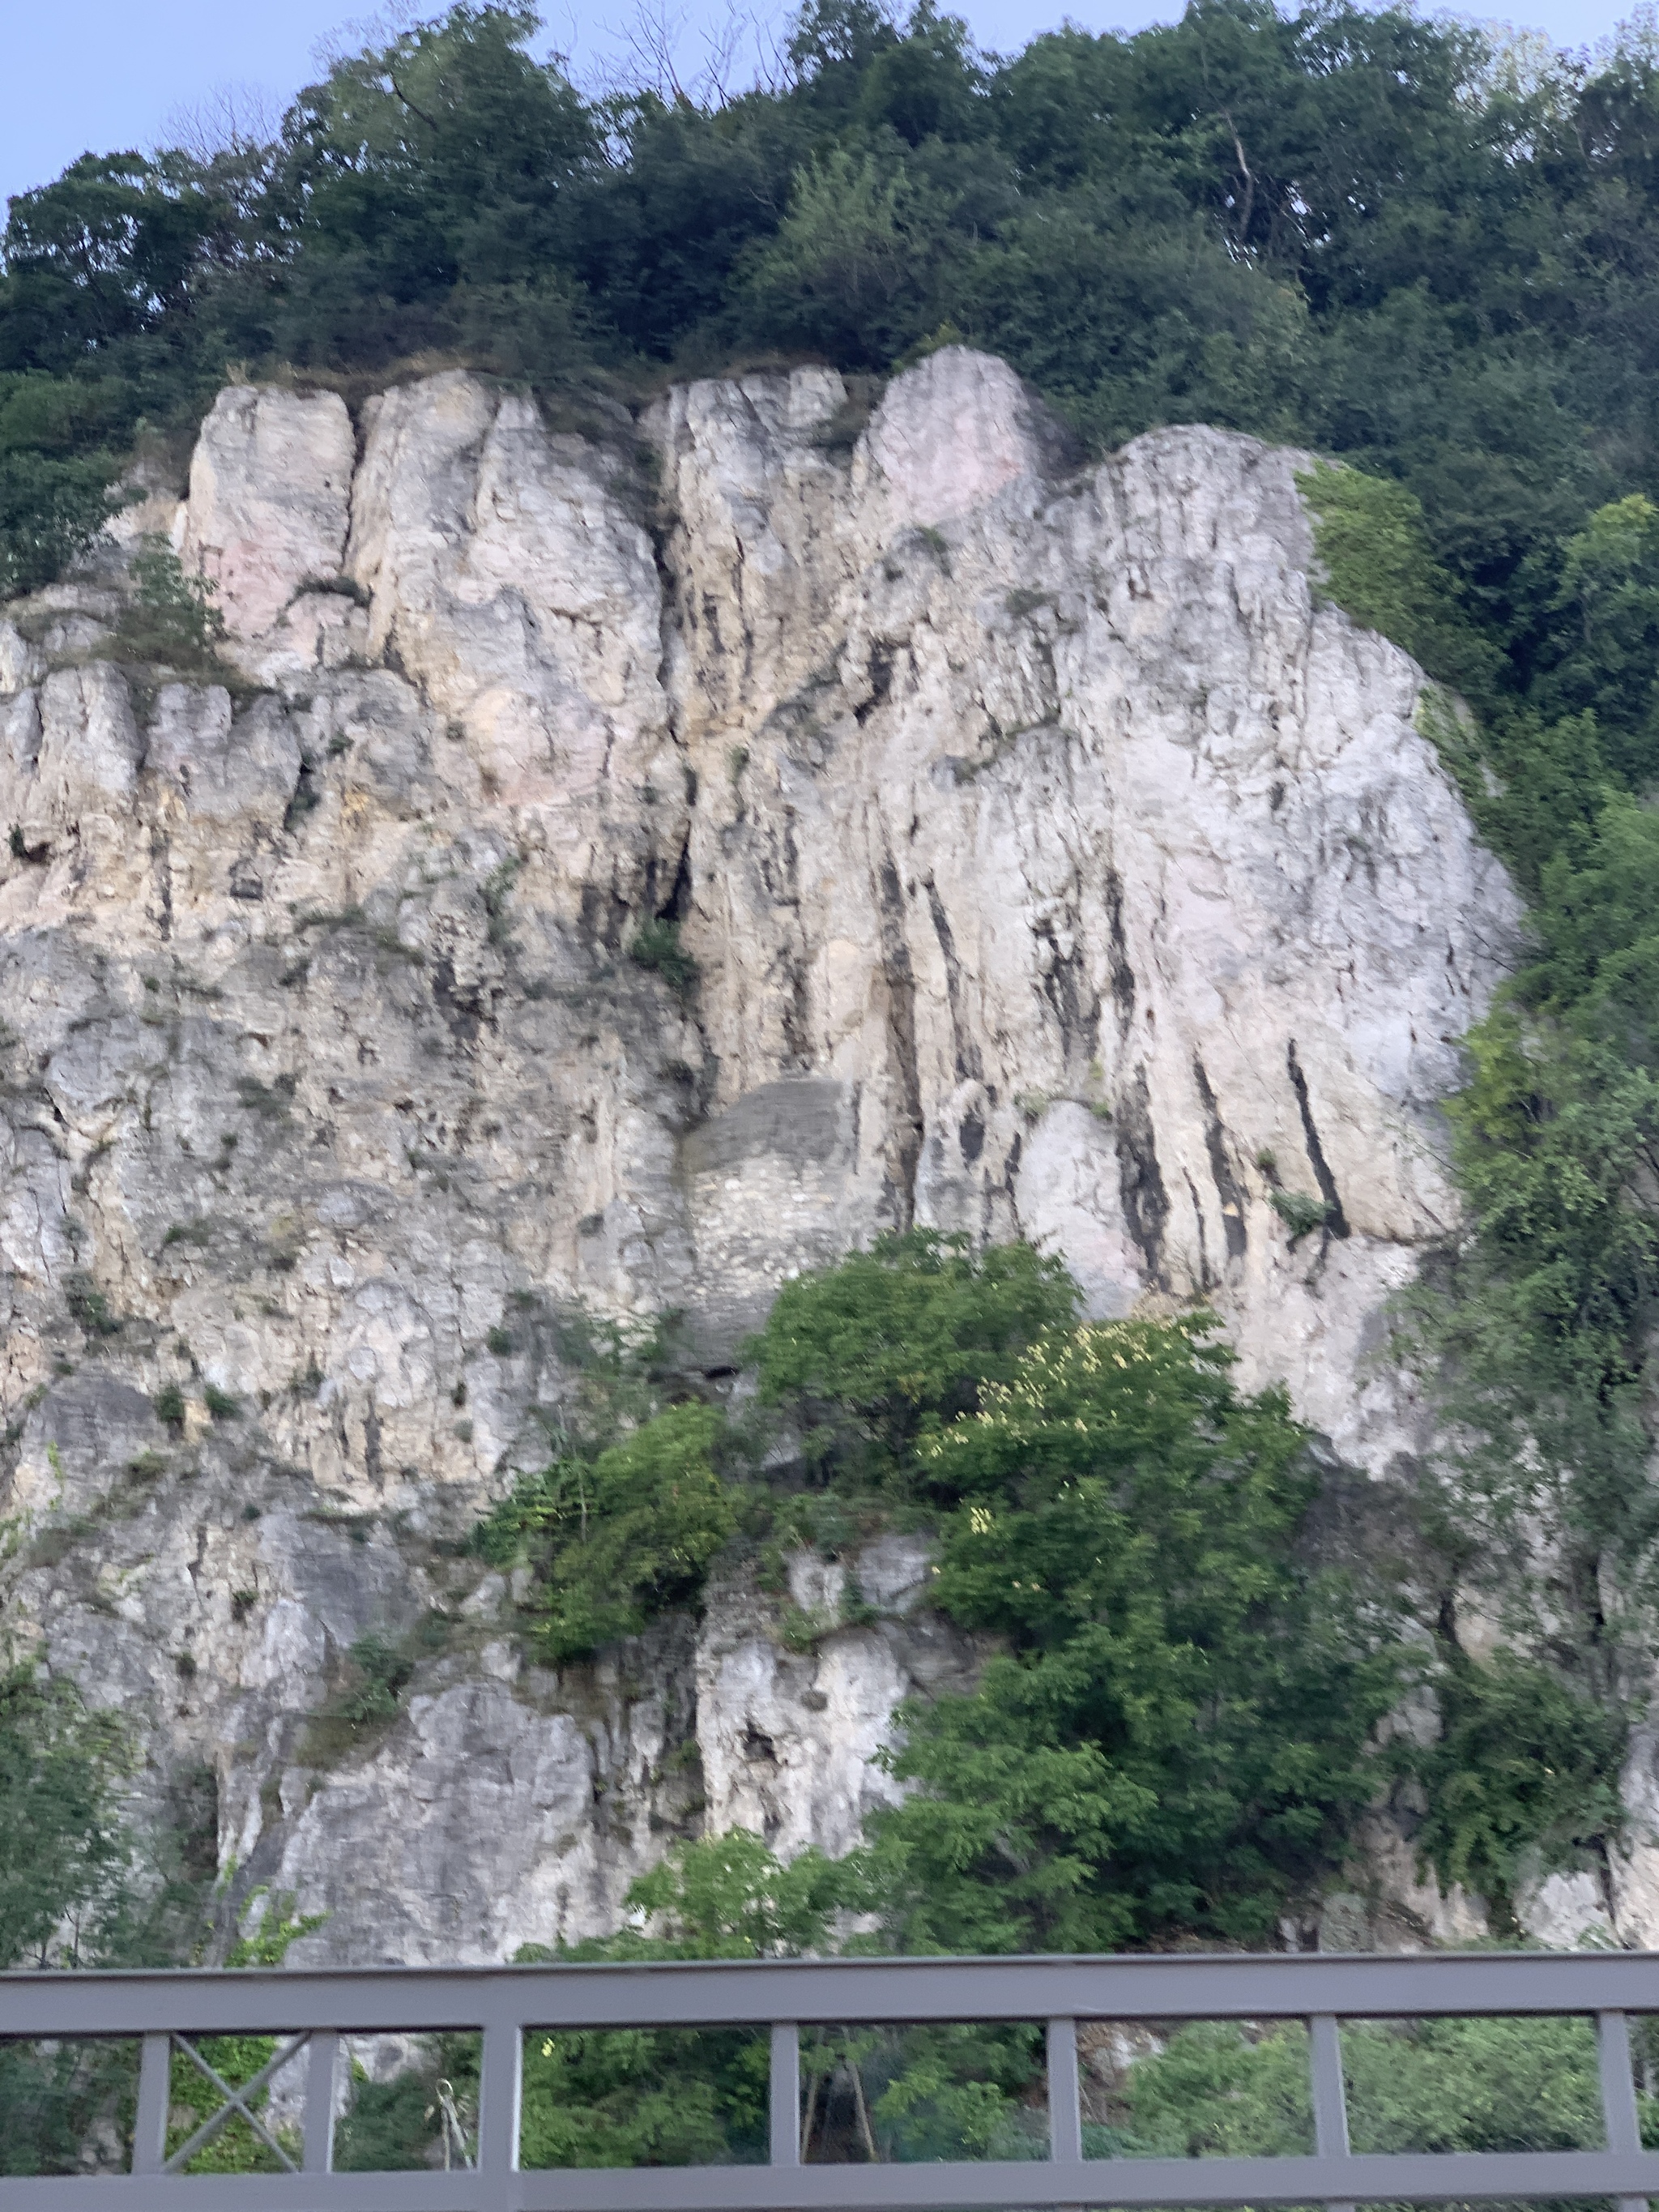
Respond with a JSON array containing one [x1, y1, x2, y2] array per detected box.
[[0, 347, 1564, 1961]]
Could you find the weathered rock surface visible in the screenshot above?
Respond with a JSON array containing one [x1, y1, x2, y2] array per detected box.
[[0, 348, 1559, 1962]]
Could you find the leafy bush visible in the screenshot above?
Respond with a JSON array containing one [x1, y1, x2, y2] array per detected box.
[[115, 539, 226, 672], [0, 447, 121, 598], [1397, 1648, 1629, 1920], [1296, 463, 1502, 707], [64, 1270, 120, 1337], [493, 1404, 735, 1664], [516, 1834, 1038, 2169], [857, 1319, 1402, 1951], [752, 1228, 1077, 1479]]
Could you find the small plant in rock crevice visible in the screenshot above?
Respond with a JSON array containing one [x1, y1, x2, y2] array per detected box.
[[628, 917, 698, 999], [1268, 1189, 1331, 1245], [64, 1272, 120, 1338]]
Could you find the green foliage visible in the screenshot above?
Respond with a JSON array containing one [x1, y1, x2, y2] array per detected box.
[[622, 1827, 845, 1958], [202, 1383, 241, 1421], [856, 1320, 1402, 1950], [752, 1228, 1077, 1479], [1266, 1189, 1330, 1244], [519, 2018, 768, 2170], [487, 1403, 735, 1663], [333, 2065, 450, 2173], [1396, 1650, 1628, 1919], [115, 539, 227, 673], [64, 1270, 120, 1336], [1113, 2013, 1604, 2159], [0, 2039, 140, 2180], [744, 146, 949, 365], [334, 1635, 415, 1726], [1297, 463, 1502, 707], [514, 1834, 838, 2171], [1534, 495, 1659, 789], [0, 445, 122, 598], [514, 1833, 1038, 2169], [0, 1662, 131, 1968], [628, 918, 698, 998]]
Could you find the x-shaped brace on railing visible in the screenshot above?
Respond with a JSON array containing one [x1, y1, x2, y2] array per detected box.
[[159, 2029, 313, 2174]]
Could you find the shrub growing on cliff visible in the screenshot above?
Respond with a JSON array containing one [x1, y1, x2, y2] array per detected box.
[[494, 1403, 736, 1664], [753, 1228, 1078, 1482], [115, 539, 227, 674], [852, 1318, 1402, 1950]]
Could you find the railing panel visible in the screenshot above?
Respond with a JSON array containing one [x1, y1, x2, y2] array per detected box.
[[6, 1950, 1659, 2205]]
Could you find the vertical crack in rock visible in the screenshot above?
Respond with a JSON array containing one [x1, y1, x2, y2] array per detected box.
[[1042, 941, 1099, 1072], [1286, 1040, 1351, 1239], [1105, 867, 1137, 1032], [876, 850, 923, 1227], [1184, 1168, 1216, 1292], [924, 877, 983, 1083], [1114, 1066, 1169, 1287], [1192, 1054, 1248, 1262]]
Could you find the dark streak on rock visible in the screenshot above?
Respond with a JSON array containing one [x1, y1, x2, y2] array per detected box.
[[924, 878, 983, 1082], [876, 852, 923, 1228], [1192, 1053, 1247, 1261], [1105, 867, 1136, 1031], [1286, 1040, 1350, 1238], [1114, 1065, 1169, 1287], [855, 641, 895, 727], [1184, 1168, 1216, 1292], [1040, 936, 1100, 1070]]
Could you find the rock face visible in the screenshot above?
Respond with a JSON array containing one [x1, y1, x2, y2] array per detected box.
[[0, 349, 1543, 1962]]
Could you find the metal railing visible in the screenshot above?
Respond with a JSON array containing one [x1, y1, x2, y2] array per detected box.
[[5, 1949, 1659, 2210]]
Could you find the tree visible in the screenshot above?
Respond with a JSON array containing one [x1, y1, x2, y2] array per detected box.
[[0, 1661, 131, 1970]]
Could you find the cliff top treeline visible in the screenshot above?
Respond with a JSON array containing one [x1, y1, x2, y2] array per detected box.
[[5, 0, 1659, 644]]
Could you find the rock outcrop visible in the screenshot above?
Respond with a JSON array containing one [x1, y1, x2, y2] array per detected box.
[[0, 348, 1555, 1961]]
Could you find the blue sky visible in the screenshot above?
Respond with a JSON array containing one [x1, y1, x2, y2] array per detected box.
[[1, 0, 1636, 218]]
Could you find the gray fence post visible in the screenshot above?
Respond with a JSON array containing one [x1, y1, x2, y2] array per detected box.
[[1047, 2017, 1082, 2166], [1308, 2013, 1352, 2212], [477, 2016, 522, 2203], [1048, 2011, 1084, 2212], [1597, 2007, 1648, 2212], [772, 2023, 802, 2168], [130, 2032, 170, 2176], [303, 2029, 339, 2173]]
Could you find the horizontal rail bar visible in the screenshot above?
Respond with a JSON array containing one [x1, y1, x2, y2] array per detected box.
[[9, 1947, 1659, 2038], [8, 2149, 1659, 2212]]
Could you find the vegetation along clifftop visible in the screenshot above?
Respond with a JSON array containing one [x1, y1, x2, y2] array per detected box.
[[7, 0, 1659, 2174]]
